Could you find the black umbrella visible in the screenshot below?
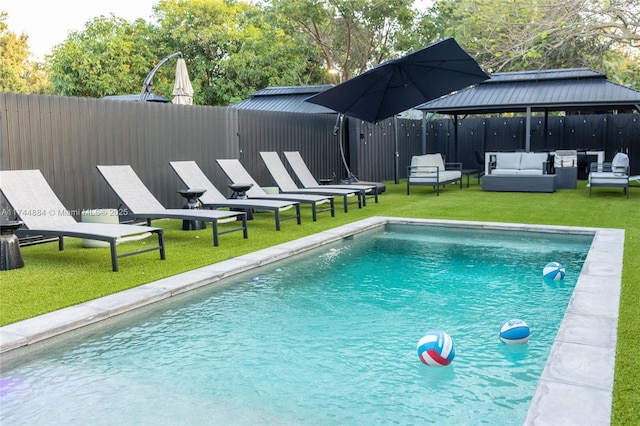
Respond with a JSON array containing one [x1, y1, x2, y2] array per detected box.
[[305, 37, 488, 183], [306, 37, 488, 123]]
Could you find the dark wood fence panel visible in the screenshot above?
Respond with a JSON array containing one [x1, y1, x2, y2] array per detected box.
[[0, 94, 242, 215], [351, 116, 423, 181], [424, 114, 639, 172], [235, 109, 343, 189]]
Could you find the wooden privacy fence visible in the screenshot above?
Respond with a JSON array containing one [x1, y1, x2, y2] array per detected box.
[[1, 93, 638, 220]]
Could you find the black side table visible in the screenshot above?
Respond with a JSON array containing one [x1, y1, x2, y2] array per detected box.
[[228, 183, 254, 220], [1, 221, 25, 270], [178, 189, 207, 231], [460, 169, 479, 187]]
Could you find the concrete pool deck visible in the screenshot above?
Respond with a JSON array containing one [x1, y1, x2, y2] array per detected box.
[[0, 217, 624, 425]]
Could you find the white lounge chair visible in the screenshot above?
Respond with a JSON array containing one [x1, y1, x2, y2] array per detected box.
[[169, 161, 301, 230], [258, 151, 367, 213], [214, 159, 341, 216], [0, 169, 165, 271], [96, 165, 248, 245], [283, 151, 379, 205]]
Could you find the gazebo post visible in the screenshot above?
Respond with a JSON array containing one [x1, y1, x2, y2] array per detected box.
[[544, 110, 549, 150], [421, 111, 427, 154], [453, 114, 459, 161], [525, 106, 532, 152]]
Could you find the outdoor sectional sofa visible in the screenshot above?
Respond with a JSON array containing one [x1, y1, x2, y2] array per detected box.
[[482, 152, 556, 193]]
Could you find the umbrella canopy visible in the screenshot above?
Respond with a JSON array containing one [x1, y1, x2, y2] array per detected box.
[[172, 58, 194, 105], [305, 37, 489, 123]]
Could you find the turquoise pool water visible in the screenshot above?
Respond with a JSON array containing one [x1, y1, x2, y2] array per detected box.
[[0, 224, 592, 425]]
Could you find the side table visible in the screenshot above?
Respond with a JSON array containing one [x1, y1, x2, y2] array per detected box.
[[460, 169, 479, 188], [556, 167, 577, 189], [228, 183, 254, 220], [178, 189, 207, 230], [1, 221, 25, 270]]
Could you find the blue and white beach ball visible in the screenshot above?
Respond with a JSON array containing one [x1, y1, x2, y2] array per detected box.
[[499, 319, 530, 345], [417, 330, 456, 366], [543, 262, 565, 280]]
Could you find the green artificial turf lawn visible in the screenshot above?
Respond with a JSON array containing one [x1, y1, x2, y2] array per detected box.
[[1, 179, 638, 424]]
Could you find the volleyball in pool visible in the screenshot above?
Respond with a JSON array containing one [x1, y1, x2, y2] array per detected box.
[[499, 319, 530, 345], [417, 330, 455, 366], [543, 262, 565, 280]]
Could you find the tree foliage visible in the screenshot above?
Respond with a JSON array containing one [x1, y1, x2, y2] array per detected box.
[[427, 0, 640, 84], [269, 0, 427, 84], [5, 0, 639, 101], [153, 0, 322, 105], [0, 12, 50, 93], [48, 15, 162, 98]]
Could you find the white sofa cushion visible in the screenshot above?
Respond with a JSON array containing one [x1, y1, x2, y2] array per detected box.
[[515, 169, 544, 175], [410, 170, 461, 183], [491, 169, 518, 175], [491, 168, 542, 175], [520, 152, 548, 170], [589, 172, 628, 185], [495, 152, 521, 170], [411, 154, 445, 172], [492, 152, 547, 175]]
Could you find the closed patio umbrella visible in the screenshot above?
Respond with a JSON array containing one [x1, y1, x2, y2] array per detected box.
[[172, 57, 194, 105]]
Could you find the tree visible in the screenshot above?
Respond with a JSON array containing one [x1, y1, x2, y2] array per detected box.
[[153, 0, 323, 105], [0, 12, 50, 94], [48, 15, 164, 98], [427, 0, 640, 87], [268, 0, 426, 84]]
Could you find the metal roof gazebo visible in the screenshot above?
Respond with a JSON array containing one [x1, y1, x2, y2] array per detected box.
[[417, 68, 640, 152], [227, 85, 337, 114]]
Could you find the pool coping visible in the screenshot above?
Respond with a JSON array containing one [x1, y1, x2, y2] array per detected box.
[[0, 217, 623, 425]]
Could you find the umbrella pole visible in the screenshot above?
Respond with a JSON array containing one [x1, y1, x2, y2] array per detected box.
[[336, 114, 357, 182], [421, 111, 427, 154], [394, 115, 399, 184], [525, 106, 531, 152]]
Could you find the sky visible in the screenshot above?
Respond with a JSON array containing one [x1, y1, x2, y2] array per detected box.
[[2, 0, 158, 60], [3, 0, 432, 61]]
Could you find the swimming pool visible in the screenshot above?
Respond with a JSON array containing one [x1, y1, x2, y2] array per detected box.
[[0, 218, 623, 425]]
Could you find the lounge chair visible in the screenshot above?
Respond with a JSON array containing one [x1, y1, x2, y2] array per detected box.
[[588, 152, 630, 198], [258, 152, 362, 213], [168, 161, 301, 230], [96, 165, 248, 245], [283, 151, 379, 205], [0, 169, 165, 271], [407, 153, 462, 195], [214, 159, 341, 217]]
